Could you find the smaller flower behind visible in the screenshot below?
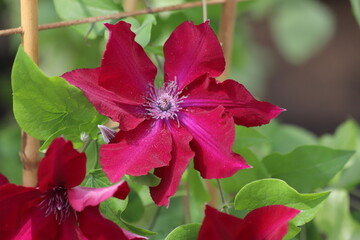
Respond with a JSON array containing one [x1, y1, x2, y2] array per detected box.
[[0, 137, 146, 240], [198, 205, 300, 240]]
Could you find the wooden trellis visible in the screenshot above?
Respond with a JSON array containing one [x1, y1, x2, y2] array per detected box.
[[0, 0, 243, 188]]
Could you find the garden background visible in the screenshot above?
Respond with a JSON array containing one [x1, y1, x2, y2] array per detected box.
[[1, 0, 360, 239]]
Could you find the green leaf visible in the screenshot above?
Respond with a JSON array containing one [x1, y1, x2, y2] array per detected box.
[[221, 148, 269, 192], [314, 190, 360, 240], [271, 0, 334, 64], [123, 15, 157, 47], [351, 0, 360, 27], [234, 179, 329, 231], [263, 146, 354, 192], [257, 121, 318, 155], [320, 119, 359, 150], [53, 0, 123, 39], [83, 169, 155, 236], [165, 223, 201, 240], [12, 46, 107, 150], [188, 161, 210, 205], [129, 172, 161, 187], [233, 125, 269, 150], [82, 168, 110, 187], [121, 190, 145, 222]]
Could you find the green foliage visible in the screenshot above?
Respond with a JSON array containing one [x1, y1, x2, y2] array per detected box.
[[263, 146, 354, 192], [123, 15, 157, 47], [12, 46, 107, 150], [165, 223, 201, 240], [53, 0, 123, 39], [315, 190, 360, 240], [351, 0, 360, 27], [0, 124, 22, 184], [233, 125, 269, 149], [221, 148, 269, 192], [271, 0, 334, 64], [188, 162, 210, 205], [83, 169, 156, 237], [129, 173, 161, 187], [256, 121, 318, 155], [234, 179, 330, 239]]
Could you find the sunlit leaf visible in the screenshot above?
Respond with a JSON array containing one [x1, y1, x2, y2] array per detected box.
[[53, 0, 123, 39], [165, 223, 201, 240], [12, 46, 107, 150]]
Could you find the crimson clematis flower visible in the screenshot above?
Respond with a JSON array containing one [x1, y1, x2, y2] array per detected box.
[[62, 21, 283, 206], [0, 138, 145, 240], [198, 205, 300, 240]]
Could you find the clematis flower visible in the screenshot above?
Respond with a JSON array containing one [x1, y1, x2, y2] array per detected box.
[[198, 205, 300, 240], [0, 138, 145, 240], [62, 21, 283, 206]]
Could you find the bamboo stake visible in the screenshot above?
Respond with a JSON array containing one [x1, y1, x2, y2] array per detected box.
[[0, 0, 249, 37], [20, 0, 41, 187], [124, 0, 138, 12], [218, 0, 237, 80]]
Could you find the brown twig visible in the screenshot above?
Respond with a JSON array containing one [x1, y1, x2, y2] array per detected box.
[[0, 0, 248, 36], [20, 0, 41, 187]]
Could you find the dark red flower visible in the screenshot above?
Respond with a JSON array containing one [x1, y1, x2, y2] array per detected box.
[[62, 21, 283, 206], [198, 205, 300, 240], [0, 138, 145, 240]]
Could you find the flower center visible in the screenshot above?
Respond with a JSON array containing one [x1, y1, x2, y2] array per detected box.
[[40, 186, 72, 224], [144, 80, 186, 121]]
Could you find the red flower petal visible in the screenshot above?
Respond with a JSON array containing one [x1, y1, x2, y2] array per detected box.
[[56, 211, 87, 240], [0, 173, 9, 186], [99, 21, 157, 103], [198, 205, 244, 240], [182, 77, 284, 127], [38, 138, 86, 191], [180, 106, 250, 179], [62, 68, 145, 131], [198, 205, 300, 240], [68, 181, 130, 212], [78, 206, 146, 240], [150, 121, 194, 206], [100, 120, 172, 183], [13, 207, 58, 240], [239, 205, 300, 240], [0, 184, 41, 235], [164, 21, 225, 90]]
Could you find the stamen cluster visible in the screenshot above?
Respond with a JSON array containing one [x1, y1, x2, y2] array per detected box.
[[144, 80, 186, 121], [40, 186, 71, 224]]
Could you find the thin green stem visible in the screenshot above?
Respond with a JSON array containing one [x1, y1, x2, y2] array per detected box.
[[91, 140, 99, 170], [149, 206, 162, 231], [217, 179, 229, 213], [81, 138, 92, 153]]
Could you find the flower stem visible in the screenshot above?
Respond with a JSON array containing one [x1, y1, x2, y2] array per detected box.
[[217, 179, 229, 213], [149, 206, 162, 231], [81, 138, 92, 153], [92, 140, 99, 170]]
